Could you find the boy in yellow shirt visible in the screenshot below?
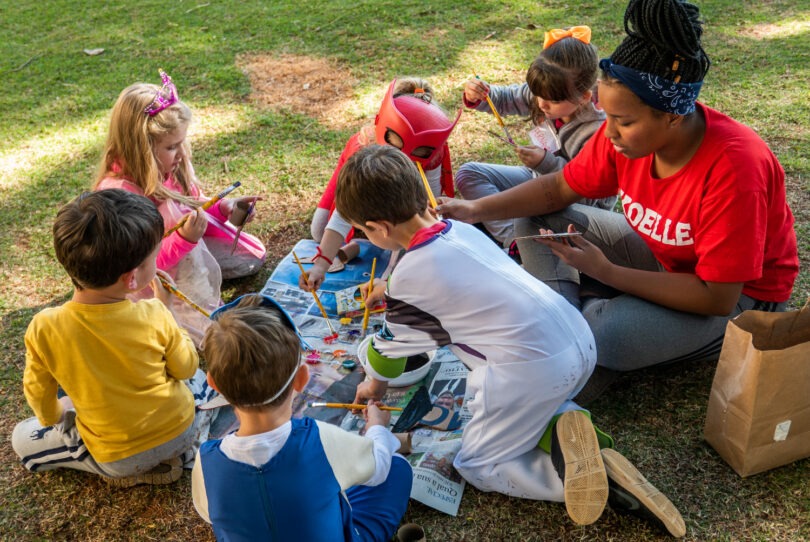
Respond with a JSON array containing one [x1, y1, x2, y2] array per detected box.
[[12, 189, 201, 486]]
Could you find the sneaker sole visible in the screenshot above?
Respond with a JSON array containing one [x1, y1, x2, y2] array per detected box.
[[601, 448, 686, 538], [556, 411, 608, 525], [103, 457, 183, 488]]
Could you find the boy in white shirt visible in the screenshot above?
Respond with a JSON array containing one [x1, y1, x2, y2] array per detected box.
[[336, 144, 685, 536]]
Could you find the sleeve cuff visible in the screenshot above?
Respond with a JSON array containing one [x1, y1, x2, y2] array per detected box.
[[325, 210, 353, 239], [365, 424, 400, 454], [362, 337, 407, 381], [462, 94, 482, 109]]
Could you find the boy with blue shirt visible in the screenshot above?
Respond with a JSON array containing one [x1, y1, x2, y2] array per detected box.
[[191, 294, 412, 542]]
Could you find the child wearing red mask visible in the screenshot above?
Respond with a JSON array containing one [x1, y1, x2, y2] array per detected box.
[[300, 78, 460, 294]]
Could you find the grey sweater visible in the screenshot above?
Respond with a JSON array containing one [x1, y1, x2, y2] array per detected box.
[[466, 82, 606, 175]]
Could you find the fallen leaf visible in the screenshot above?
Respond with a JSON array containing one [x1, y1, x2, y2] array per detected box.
[[83, 48, 105, 56]]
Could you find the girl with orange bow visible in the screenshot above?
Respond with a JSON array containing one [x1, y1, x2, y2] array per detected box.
[[438, 0, 798, 418], [457, 26, 616, 251]]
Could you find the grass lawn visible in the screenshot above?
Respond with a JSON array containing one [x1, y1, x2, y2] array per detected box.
[[1, 0, 808, 540]]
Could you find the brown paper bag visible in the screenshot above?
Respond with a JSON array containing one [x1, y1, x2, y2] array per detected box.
[[704, 300, 810, 477]]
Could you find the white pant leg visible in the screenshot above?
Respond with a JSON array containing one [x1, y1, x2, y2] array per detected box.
[[12, 409, 107, 475], [454, 338, 596, 500]]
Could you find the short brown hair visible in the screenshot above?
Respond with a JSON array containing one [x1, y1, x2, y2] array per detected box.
[[53, 189, 163, 290], [203, 295, 301, 410], [526, 35, 598, 124], [335, 144, 427, 227]]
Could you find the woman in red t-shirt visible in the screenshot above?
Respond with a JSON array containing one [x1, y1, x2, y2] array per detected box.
[[437, 0, 798, 401]]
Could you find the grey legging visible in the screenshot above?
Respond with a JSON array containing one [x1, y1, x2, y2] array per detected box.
[[514, 204, 787, 371]]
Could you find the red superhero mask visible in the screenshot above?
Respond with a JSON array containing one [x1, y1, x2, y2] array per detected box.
[[374, 79, 461, 169]]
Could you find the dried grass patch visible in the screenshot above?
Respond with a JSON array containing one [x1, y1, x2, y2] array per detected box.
[[237, 53, 361, 129]]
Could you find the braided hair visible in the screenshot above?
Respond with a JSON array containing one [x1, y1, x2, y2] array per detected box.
[[608, 0, 710, 84]]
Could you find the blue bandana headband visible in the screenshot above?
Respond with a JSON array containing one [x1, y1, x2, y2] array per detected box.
[[599, 58, 702, 115]]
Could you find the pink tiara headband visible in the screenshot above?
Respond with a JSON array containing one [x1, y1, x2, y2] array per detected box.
[[143, 69, 179, 116]]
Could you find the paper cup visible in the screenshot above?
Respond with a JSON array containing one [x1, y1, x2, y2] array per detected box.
[[229, 200, 251, 227]]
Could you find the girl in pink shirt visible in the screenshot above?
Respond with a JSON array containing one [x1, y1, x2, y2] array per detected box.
[[94, 70, 266, 342]]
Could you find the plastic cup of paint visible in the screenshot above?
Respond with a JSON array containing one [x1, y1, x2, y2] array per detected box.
[[356, 336, 434, 388]]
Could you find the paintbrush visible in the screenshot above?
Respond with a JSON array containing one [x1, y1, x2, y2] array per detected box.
[[308, 402, 403, 412], [163, 180, 242, 238], [157, 275, 211, 317], [361, 257, 377, 336], [230, 197, 256, 255], [415, 162, 438, 209], [473, 71, 515, 145], [292, 251, 337, 338], [487, 129, 517, 147]]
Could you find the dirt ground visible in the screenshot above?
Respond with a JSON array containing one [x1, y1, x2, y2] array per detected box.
[[238, 53, 361, 128]]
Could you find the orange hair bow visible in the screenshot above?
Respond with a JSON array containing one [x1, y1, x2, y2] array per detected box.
[[543, 25, 591, 50]]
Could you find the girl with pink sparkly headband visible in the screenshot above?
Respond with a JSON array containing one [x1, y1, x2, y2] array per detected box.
[[94, 70, 266, 343]]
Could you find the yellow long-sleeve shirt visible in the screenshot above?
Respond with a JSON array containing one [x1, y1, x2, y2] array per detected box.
[[23, 298, 198, 463]]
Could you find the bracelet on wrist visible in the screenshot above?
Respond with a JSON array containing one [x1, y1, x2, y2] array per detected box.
[[313, 246, 333, 266]]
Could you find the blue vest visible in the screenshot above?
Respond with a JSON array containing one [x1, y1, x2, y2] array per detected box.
[[200, 417, 355, 542]]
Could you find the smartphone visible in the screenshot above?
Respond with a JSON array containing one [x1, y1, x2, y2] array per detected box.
[[513, 232, 583, 240]]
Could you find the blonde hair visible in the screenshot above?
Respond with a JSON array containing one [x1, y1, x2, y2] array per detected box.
[[94, 82, 199, 206]]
